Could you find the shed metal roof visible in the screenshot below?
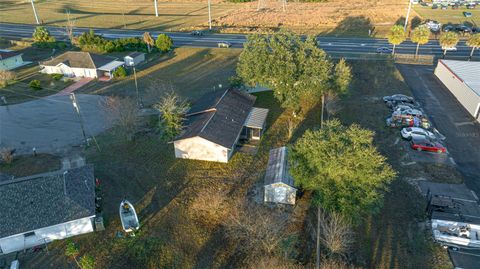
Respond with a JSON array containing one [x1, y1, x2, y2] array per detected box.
[[244, 107, 269, 129], [98, 60, 125, 71], [440, 60, 480, 97], [264, 147, 295, 187]]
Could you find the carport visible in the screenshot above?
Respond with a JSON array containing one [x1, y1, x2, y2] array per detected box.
[[97, 60, 125, 80]]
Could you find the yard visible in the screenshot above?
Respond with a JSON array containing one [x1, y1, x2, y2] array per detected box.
[[14, 54, 455, 268]]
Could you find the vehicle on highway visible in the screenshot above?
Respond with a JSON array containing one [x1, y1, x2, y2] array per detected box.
[[217, 42, 232, 48], [190, 30, 203, 36], [401, 127, 435, 140], [376, 47, 392, 54], [464, 11, 473, 17], [443, 47, 458, 52], [410, 137, 446, 153], [383, 94, 414, 104]]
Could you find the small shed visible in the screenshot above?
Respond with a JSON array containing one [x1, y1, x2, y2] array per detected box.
[[242, 107, 269, 140], [124, 52, 145, 67], [264, 147, 297, 205]]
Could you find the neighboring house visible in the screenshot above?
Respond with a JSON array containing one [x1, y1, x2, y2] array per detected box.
[[0, 50, 25, 70], [174, 89, 269, 163], [264, 147, 297, 205], [40, 51, 124, 79], [0, 165, 96, 255], [124, 52, 145, 67], [434, 60, 480, 123]]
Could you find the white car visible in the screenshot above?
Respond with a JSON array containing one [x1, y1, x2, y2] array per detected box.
[[401, 127, 435, 140], [443, 47, 457, 51]]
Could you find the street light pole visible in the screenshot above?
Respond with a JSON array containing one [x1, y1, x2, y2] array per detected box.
[[154, 0, 159, 17], [208, 0, 212, 30], [404, 0, 412, 32], [30, 0, 40, 25], [133, 65, 141, 108], [69, 93, 88, 146]]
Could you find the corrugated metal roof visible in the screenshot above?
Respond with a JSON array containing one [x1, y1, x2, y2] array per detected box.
[[440, 60, 480, 97], [98, 60, 125, 71], [244, 107, 269, 129], [264, 147, 295, 187]]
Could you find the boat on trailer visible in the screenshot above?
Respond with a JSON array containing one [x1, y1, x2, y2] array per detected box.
[[119, 200, 139, 233]]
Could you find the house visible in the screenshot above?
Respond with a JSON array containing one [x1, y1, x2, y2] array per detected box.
[[421, 181, 480, 249], [0, 165, 96, 255], [40, 51, 125, 79], [0, 50, 25, 70], [264, 147, 297, 205], [174, 89, 268, 163], [434, 60, 480, 123], [124, 52, 145, 67]]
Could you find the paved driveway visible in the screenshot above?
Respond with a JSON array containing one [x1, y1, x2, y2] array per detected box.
[[0, 94, 112, 154]]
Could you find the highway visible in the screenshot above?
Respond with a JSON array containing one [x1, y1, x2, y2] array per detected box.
[[0, 22, 475, 57]]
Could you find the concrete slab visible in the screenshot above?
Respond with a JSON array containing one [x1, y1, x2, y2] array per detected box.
[[418, 181, 478, 202]]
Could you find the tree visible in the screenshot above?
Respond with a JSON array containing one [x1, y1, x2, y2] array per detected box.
[[387, 25, 406, 56], [237, 32, 344, 113], [0, 70, 15, 88], [112, 66, 127, 78], [410, 25, 430, 59], [318, 210, 353, 257], [102, 96, 139, 141], [153, 92, 189, 141], [79, 254, 95, 269], [65, 9, 76, 44], [32, 26, 55, 43], [325, 58, 351, 126], [143, 32, 155, 53], [439, 31, 459, 58], [467, 33, 480, 60], [65, 241, 81, 268], [29, 79, 42, 90], [155, 34, 173, 52], [289, 119, 396, 222]]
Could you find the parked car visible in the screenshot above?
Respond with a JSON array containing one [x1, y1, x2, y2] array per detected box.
[[410, 137, 446, 153], [452, 4, 459, 9], [401, 127, 435, 140], [376, 47, 392, 54], [383, 94, 414, 104], [464, 12, 473, 17], [217, 42, 232, 48], [190, 30, 203, 36], [441, 5, 448, 9], [425, 20, 442, 32], [456, 25, 473, 33], [432, 4, 439, 9], [393, 104, 417, 112], [392, 108, 424, 119], [467, 4, 476, 9], [443, 25, 454, 32], [386, 100, 417, 109], [387, 116, 431, 129]]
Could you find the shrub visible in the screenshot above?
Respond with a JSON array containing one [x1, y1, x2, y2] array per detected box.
[[50, 73, 63, 81], [78, 29, 148, 53], [79, 255, 95, 269], [32, 26, 56, 43], [0, 70, 16, 88], [155, 34, 173, 52], [0, 148, 14, 164], [29, 79, 42, 90], [113, 66, 127, 78]]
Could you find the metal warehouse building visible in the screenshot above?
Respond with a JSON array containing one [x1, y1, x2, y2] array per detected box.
[[434, 60, 480, 123]]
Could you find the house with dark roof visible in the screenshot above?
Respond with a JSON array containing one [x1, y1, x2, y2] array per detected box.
[[0, 50, 26, 71], [173, 89, 269, 163], [40, 51, 124, 79], [264, 147, 297, 205], [0, 165, 96, 255]]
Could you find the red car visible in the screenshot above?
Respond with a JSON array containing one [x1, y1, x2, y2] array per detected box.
[[410, 137, 446, 153]]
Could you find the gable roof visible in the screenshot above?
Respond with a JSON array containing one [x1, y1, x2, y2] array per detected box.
[[439, 60, 480, 97], [41, 51, 116, 69], [264, 147, 295, 187], [126, 51, 145, 58], [176, 89, 256, 148], [0, 165, 96, 238], [0, 50, 22, 61]]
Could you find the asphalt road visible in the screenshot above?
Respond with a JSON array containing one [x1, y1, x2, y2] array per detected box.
[[0, 22, 476, 57]]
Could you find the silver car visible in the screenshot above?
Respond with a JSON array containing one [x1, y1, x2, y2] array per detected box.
[[217, 42, 232, 48], [401, 127, 435, 140]]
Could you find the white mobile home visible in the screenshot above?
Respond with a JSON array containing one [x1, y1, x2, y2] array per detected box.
[[434, 60, 480, 123], [174, 89, 268, 163], [0, 166, 96, 255], [0, 50, 26, 71], [264, 147, 297, 205]]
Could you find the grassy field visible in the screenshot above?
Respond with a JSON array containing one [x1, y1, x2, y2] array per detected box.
[[414, 5, 480, 27], [0, 0, 412, 36], [14, 55, 455, 268]]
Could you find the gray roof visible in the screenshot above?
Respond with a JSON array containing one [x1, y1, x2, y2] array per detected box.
[[419, 181, 478, 202], [244, 107, 269, 129], [439, 60, 480, 97], [176, 89, 256, 148], [41, 51, 116, 69], [0, 50, 22, 60], [0, 165, 96, 238], [126, 51, 144, 58], [431, 198, 480, 225], [264, 147, 295, 187]]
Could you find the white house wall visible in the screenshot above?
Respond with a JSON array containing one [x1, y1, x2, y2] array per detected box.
[[435, 62, 480, 122], [0, 216, 94, 254], [174, 137, 229, 163], [41, 65, 98, 78]]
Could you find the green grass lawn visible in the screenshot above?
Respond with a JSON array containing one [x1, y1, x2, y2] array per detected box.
[[414, 5, 480, 27]]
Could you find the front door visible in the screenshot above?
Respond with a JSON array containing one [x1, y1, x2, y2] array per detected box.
[[250, 128, 261, 140]]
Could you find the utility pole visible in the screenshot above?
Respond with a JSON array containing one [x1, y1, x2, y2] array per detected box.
[[404, 0, 412, 32], [133, 65, 141, 108], [69, 93, 88, 146], [208, 0, 212, 30], [30, 0, 40, 25], [154, 0, 159, 17]]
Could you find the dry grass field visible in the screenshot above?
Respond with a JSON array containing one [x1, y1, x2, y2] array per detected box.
[[0, 0, 414, 36]]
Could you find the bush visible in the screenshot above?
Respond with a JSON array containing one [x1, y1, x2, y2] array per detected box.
[[32, 26, 56, 43], [79, 255, 95, 269], [78, 29, 148, 53], [155, 34, 173, 52], [113, 66, 127, 78], [50, 73, 63, 81], [0, 70, 16, 88], [29, 79, 42, 90], [0, 148, 14, 164]]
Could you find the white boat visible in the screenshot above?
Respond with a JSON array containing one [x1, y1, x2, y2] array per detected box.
[[119, 200, 139, 233]]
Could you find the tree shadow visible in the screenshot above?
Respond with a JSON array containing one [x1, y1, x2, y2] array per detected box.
[[411, 16, 423, 29], [328, 16, 374, 37]]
